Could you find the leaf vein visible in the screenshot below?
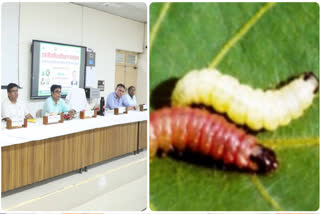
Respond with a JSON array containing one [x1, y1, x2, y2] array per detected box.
[[259, 137, 319, 149], [208, 2, 276, 69], [250, 175, 283, 211], [150, 3, 171, 51]]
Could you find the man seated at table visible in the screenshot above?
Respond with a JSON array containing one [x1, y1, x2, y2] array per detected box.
[[125, 86, 137, 106], [106, 83, 136, 110], [42, 84, 76, 117], [1, 83, 33, 121]]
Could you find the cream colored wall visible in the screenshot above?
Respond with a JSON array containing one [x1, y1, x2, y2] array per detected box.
[[136, 23, 148, 105], [1, 2, 146, 117], [82, 6, 145, 98], [14, 3, 83, 116]]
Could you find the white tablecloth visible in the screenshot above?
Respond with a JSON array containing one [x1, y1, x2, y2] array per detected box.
[[1, 111, 148, 147]]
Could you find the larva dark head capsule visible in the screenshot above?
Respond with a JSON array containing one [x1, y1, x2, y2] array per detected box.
[[303, 71, 319, 94], [250, 144, 278, 173]]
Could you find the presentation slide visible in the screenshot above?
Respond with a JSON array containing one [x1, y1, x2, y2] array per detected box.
[[31, 41, 86, 99], [38, 43, 81, 96]]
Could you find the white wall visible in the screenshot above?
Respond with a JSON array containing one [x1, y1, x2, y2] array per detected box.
[[82, 6, 145, 98], [1, 3, 19, 86], [1, 2, 146, 117], [136, 23, 148, 105]]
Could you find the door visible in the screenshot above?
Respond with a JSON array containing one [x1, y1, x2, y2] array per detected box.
[[115, 50, 138, 90]]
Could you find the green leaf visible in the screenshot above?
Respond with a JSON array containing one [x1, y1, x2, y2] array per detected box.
[[150, 2, 319, 211]]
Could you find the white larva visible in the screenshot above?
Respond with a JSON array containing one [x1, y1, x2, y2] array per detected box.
[[171, 69, 319, 131]]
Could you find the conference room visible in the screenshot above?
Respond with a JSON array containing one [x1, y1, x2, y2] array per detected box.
[[0, 2, 147, 211]]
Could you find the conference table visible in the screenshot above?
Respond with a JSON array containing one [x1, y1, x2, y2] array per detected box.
[[1, 110, 148, 192]]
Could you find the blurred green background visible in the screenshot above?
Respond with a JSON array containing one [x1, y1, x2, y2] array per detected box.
[[150, 2, 319, 211]]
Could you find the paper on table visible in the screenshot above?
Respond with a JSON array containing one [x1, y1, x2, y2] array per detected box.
[[47, 115, 60, 123], [28, 118, 36, 123], [85, 110, 94, 117], [12, 120, 23, 127], [118, 107, 126, 114]]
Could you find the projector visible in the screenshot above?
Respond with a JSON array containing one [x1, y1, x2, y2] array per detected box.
[[85, 88, 100, 99]]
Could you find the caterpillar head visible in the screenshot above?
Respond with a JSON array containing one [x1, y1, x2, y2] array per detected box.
[[250, 144, 278, 173], [303, 71, 319, 94]]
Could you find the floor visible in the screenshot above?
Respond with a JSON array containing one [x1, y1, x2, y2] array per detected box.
[[2, 150, 147, 211]]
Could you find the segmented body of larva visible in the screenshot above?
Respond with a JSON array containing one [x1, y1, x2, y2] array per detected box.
[[150, 107, 278, 173], [171, 69, 319, 131]]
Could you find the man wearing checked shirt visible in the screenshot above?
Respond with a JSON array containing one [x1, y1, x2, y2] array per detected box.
[[41, 84, 76, 117]]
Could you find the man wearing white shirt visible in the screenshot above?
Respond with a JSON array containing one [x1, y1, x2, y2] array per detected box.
[[125, 86, 137, 106], [1, 83, 33, 121]]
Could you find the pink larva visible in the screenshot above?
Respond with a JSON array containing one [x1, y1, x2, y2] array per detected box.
[[150, 107, 278, 173]]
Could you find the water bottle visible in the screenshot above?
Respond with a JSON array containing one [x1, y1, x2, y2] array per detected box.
[[99, 97, 105, 116]]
